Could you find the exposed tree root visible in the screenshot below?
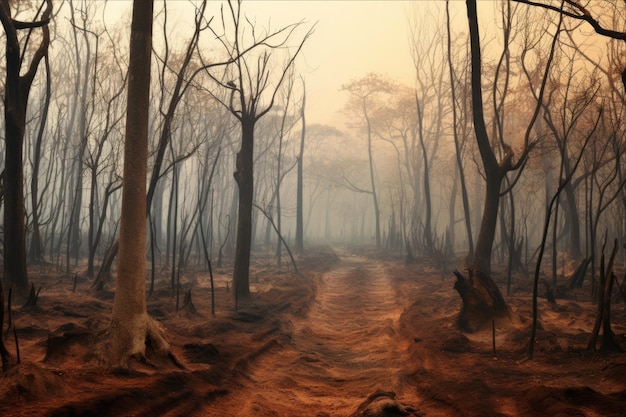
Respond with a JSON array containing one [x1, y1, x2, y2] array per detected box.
[[91, 316, 183, 370], [453, 267, 510, 333]]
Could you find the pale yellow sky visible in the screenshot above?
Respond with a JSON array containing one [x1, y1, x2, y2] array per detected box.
[[103, 0, 424, 125], [239, 1, 416, 124], [102, 1, 589, 127]]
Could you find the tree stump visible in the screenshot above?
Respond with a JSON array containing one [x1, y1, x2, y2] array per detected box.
[[453, 268, 510, 333]]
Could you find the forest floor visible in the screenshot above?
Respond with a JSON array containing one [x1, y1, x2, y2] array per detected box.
[[0, 246, 625, 416]]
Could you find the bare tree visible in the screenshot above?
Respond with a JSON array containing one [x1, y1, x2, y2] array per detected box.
[[0, 0, 52, 295], [453, 0, 559, 331], [207, 0, 313, 303], [342, 73, 395, 249], [295, 77, 306, 252]]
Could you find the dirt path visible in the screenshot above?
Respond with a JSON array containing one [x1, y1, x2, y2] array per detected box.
[[203, 251, 418, 416], [3, 248, 626, 417]]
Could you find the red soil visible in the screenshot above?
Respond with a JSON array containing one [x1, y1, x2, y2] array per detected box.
[[0, 247, 625, 416]]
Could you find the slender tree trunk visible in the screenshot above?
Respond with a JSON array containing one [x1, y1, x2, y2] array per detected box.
[[88, 181, 119, 277], [295, 82, 306, 252], [448, 164, 458, 252], [29, 54, 51, 265], [446, 0, 473, 258], [415, 93, 432, 248], [364, 106, 380, 249], [169, 164, 179, 289], [233, 119, 255, 302], [506, 185, 516, 295]]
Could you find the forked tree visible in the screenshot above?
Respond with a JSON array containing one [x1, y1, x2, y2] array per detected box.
[[341, 73, 394, 250], [453, 0, 558, 331], [0, 0, 52, 295], [208, 0, 313, 303]]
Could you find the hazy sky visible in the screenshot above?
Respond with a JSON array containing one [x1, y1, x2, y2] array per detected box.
[[104, 0, 421, 126], [239, 1, 417, 125]]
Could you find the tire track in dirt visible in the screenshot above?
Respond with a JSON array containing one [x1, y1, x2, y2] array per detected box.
[[203, 251, 418, 416]]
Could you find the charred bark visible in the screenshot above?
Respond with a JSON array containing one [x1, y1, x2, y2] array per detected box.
[[0, 0, 52, 294], [233, 120, 254, 303], [587, 239, 623, 353], [0, 281, 10, 371], [453, 268, 510, 333]]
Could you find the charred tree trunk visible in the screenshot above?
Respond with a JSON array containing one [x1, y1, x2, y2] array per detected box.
[[0, 281, 10, 370], [295, 79, 306, 252], [415, 92, 433, 249], [588, 239, 623, 353], [453, 268, 510, 332], [0, 0, 52, 294], [233, 119, 254, 303], [472, 163, 505, 275], [87, 181, 120, 277], [29, 54, 51, 265]]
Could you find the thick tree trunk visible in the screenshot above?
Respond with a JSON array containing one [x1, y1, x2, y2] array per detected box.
[[449, 0, 511, 332], [562, 183, 583, 260], [226, 185, 239, 258], [0, 280, 9, 370], [453, 268, 510, 332], [4, 111, 28, 293], [473, 171, 504, 274], [233, 119, 254, 303], [101, 0, 170, 368], [0, 0, 52, 294]]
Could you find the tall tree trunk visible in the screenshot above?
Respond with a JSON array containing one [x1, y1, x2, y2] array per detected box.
[[233, 119, 254, 303], [295, 80, 306, 252], [29, 54, 51, 265], [0, 0, 52, 295], [87, 181, 120, 277], [415, 93, 432, 248], [103, 0, 169, 367], [446, 0, 473, 258], [364, 105, 380, 249], [451, 0, 512, 333], [473, 168, 505, 274], [562, 182, 583, 259]]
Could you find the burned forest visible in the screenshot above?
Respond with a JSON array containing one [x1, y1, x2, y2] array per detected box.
[[0, 1, 625, 416]]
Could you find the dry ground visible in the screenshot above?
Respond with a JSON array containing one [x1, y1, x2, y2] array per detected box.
[[0, 246, 625, 416]]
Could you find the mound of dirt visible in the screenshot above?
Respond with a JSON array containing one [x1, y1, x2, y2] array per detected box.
[[0, 362, 68, 402], [518, 386, 626, 417], [348, 390, 418, 417]]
